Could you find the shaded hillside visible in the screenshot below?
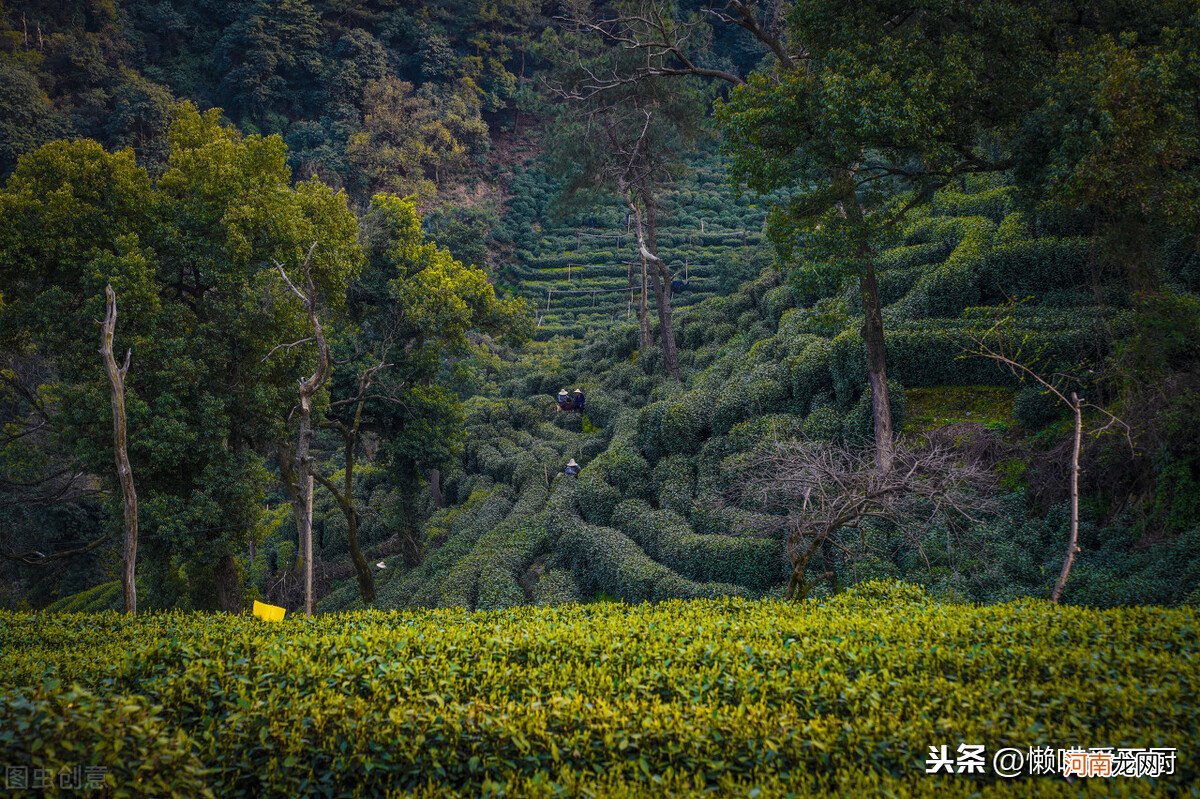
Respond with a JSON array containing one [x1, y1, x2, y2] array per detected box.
[[322, 175, 1200, 613], [495, 154, 771, 339]]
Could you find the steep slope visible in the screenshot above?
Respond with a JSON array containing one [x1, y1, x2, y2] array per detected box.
[[495, 154, 771, 339], [321, 175, 1200, 612]]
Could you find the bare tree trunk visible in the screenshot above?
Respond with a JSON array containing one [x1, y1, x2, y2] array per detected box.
[[277, 244, 329, 616], [623, 192, 655, 350], [859, 263, 894, 473], [430, 468, 443, 509], [1052, 393, 1084, 604], [342, 483, 372, 602], [644, 197, 680, 379], [637, 251, 653, 350], [289, 377, 319, 614], [968, 320, 1131, 603], [100, 285, 138, 615], [303, 473, 314, 613]]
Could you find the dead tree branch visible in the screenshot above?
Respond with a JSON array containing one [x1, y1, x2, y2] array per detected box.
[[100, 284, 138, 614], [735, 438, 998, 599]]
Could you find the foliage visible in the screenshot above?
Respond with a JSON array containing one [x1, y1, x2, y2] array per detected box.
[[2, 585, 1198, 795]]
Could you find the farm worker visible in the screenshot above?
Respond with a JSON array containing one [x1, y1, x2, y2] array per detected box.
[[572, 388, 586, 414], [564, 459, 580, 477], [556, 388, 572, 411]]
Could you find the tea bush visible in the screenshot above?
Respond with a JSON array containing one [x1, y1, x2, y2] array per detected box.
[[2, 583, 1196, 797]]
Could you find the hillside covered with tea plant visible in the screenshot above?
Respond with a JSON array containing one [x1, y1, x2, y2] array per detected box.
[[319, 173, 1200, 613]]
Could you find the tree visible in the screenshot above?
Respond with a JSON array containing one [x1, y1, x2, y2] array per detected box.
[[1012, 13, 1200, 294], [562, 0, 1055, 470], [0, 104, 361, 611], [968, 311, 1131, 603], [0, 54, 70, 177], [274, 243, 329, 616], [0, 139, 158, 590], [99, 285, 138, 615], [347, 77, 486, 203], [547, 19, 707, 377], [313, 194, 530, 603], [214, 0, 323, 129], [736, 438, 998, 600]]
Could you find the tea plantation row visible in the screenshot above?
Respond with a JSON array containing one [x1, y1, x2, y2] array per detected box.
[[1, 583, 1196, 797]]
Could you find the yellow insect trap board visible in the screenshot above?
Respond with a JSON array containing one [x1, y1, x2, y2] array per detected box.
[[252, 600, 286, 622]]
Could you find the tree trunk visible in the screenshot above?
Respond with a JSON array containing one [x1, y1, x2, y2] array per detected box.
[[1051, 394, 1083, 604], [100, 285, 138, 615], [641, 193, 680, 379], [637, 251, 653, 350], [277, 244, 329, 616], [342, 439, 374, 603], [430, 468, 443, 509], [294, 389, 317, 615], [838, 171, 895, 473], [214, 552, 244, 613], [859, 263, 895, 473], [623, 191, 655, 351]]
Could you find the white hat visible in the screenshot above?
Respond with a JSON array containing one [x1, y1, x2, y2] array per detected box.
[[566, 459, 578, 467], [573, 388, 583, 393]]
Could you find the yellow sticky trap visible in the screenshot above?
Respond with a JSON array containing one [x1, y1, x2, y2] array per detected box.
[[252, 600, 286, 622]]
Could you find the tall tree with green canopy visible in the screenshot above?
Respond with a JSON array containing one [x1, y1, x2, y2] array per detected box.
[[711, 0, 1050, 469], [317, 194, 530, 603], [0, 103, 361, 610], [214, 0, 323, 130], [567, 0, 1164, 470], [0, 139, 158, 574]]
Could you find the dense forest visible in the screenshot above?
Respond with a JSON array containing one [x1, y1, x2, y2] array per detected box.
[[2, 0, 1199, 617]]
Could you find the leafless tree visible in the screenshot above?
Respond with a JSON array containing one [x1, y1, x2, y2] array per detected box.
[[99, 285, 138, 614], [275, 242, 329, 616], [966, 312, 1131, 603], [735, 438, 998, 600]]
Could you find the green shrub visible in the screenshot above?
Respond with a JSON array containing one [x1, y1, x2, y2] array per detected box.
[[575, 469, 622, 526], [531, 568, 580, 606], [893, 217, 992, 318], [0, 682, 211, 798], [659, 392, 713, 455], [611, 500, 785, 589], [802, 404, 845, 439], [982, 238, 1090, 300], [2, 590, 1197, 795], [788, 338, 835, 411], [44, 582, 122, 613], [1013, 386, 1065, 429], [724, 413, 806, 452], [557, 522, 670, 600], [930, 186, 1015, 223]]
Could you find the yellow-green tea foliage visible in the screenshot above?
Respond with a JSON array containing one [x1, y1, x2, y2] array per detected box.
[[1, 582, 1197, 797]]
